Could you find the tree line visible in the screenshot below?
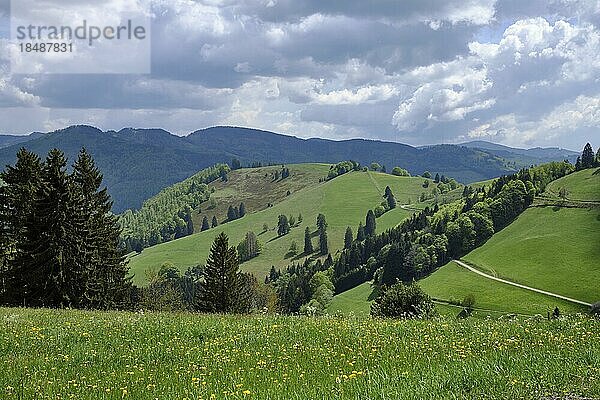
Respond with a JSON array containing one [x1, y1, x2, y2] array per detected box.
[[120, 164, 230, 252]]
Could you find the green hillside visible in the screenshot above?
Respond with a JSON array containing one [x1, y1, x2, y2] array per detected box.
[[462, 206, 600, 303], [329, 169, 599, 316], [327, 281, 376, 316], [545, 167, 600, 201], [420, 261, 585, 315], [193, 164, 331, 229], [128, 168, 433, 285]]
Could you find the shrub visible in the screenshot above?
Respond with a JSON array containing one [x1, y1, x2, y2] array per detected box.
[[371, 282, 435, 319], [374, 205, 386, 218]]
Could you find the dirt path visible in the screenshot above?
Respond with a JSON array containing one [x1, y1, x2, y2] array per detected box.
[[453, 260, 592, 307]]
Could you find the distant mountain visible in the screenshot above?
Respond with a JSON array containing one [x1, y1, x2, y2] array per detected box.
[[0, 125, 571, 212], [0, 133, 42, 149], [460, 140, 579, 164]]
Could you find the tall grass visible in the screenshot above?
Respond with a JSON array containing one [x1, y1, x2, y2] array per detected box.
[[1, 308, 599, 399]]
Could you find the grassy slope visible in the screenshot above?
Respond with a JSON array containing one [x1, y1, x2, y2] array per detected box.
[[457, 166, 600, 304], [2, 308, 599, 399], [420, 261, 585, 315], [192, 164, 330, 229], [463, 206, 600, 303], [545, 167, 600, 201], [128, 169, 432, 285], [330, 170, 599, 315], [327, 282, 376, 317]]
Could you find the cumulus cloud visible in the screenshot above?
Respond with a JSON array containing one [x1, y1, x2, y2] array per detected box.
[[0, 0, 599, 150]]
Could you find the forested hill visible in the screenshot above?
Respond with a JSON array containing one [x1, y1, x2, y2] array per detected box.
[[0, 125, 567, 212]]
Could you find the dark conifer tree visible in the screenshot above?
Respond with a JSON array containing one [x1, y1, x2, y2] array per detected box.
[[384, 186, 392, 198], [575, 156, 582, 171], [71, 148, 129, 309], [581, 143, 595, 169], [304, 227, 314, 254], [344, 226, 353, 249], [200, 232, 244, 313], [211, 216, 219, 228], [227, 205, 237, 221], [387, 193, 397, 209], [365, 210, 376, 236], [277, 215, 290, 236], [201, 216, 210, 231], [319, 229, 329, 255], [357, 222, 366, 241], [231, 158, 241, 170], [20, 149, 82, 307], [0, 149, 43, 304], [239, 202, 246, 217], [316, 213, 327, 233]]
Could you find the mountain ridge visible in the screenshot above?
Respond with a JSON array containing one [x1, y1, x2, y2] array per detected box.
[[0, 125, 574, 212]]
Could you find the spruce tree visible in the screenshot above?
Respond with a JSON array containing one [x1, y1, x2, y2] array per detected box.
[[319, 229, 329, 255], [387, 193, 397, 209], [277, 215, 290, 236], [304, 227, 314, 254], [211, 216, 219, 228], [357, 222, 366, 241], [227, 205, 237, 221], [0, 149, 43, 305], [201, 216, 210, 231], [239, 202, 246, 217], [316, 213, 327, 233], [72, 148, 129, 309], [21, 149, 82, 307], [581, 143, 595, 169], [384, 186, 392, 198], [201, 232, 244, 313], [365, 209, 376, 236], [344, 227, 353, 249]]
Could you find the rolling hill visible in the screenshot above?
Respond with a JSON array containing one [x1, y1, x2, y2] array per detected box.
[[0, 125, 572, 212], [329, 168, 600, 316], [0, 133, 41, 149], [127, 166, 438, 285], [460, 140, 579, 165]]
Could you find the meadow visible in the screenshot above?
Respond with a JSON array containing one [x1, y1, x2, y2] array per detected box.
[[128, 167, 433, 285], [420, 261, 586, 316], [462, 207, 600, 304], [1, 308, 599, 399], [545, 167, 600, 201]]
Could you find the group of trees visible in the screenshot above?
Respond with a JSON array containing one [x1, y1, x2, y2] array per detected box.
[[0, 148, 130, 309], [326, 161, 361, 180], [276, 213, 302, 236], [237, 231, 261, 262], [374, 186, 397, 217], [266, 255, 334, 314], [391, 167, 410, 177], [140, 233, 275, 313], [121, 164, 229, 252], [201, 215, 219, 231], [227, 202, 246, 221], [273, 166, 291, 181]]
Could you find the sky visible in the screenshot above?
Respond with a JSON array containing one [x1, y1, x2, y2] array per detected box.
[[0, 0, 599, 150]]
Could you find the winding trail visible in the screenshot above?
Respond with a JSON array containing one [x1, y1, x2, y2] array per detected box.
[[453, 259, 592, 307]]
